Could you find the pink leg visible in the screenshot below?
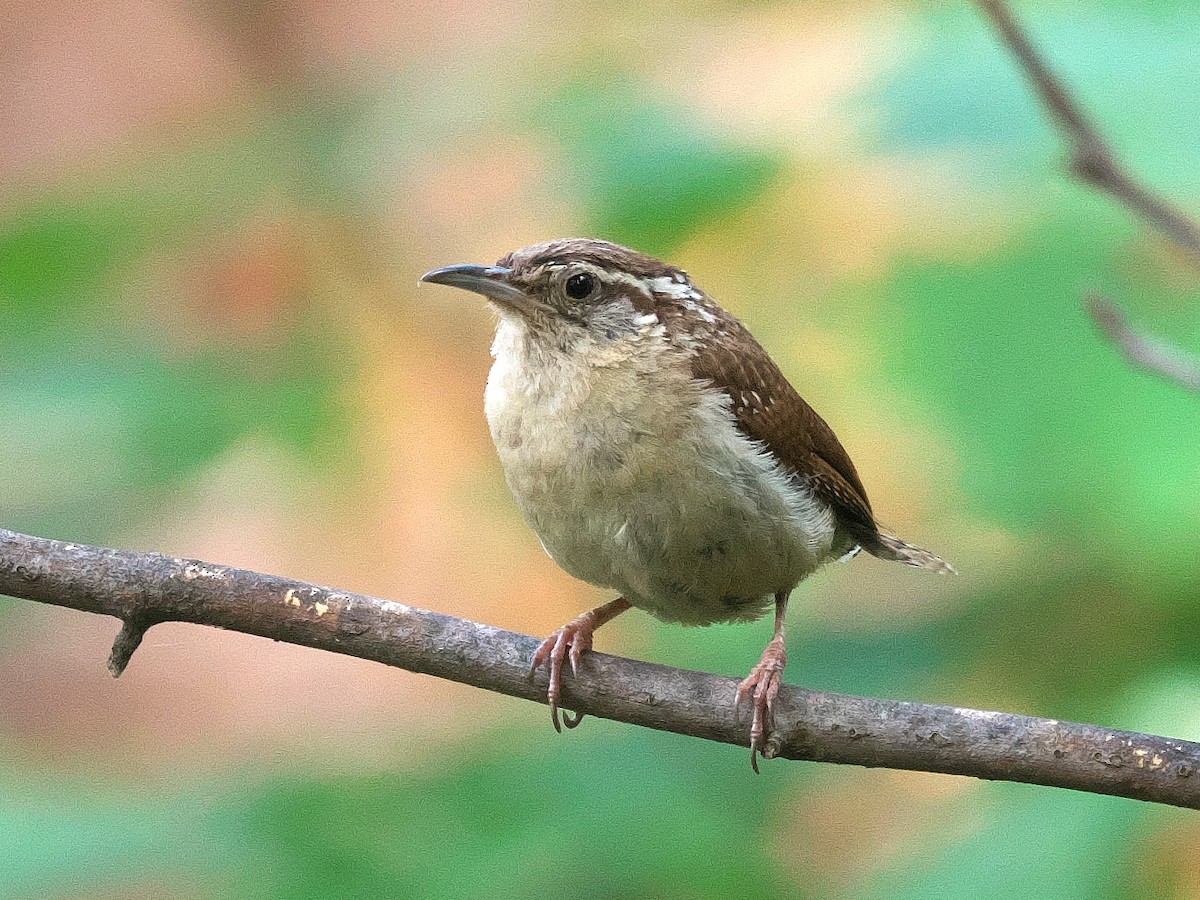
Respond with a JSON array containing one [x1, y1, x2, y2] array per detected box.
[[530, 597, 632, 732], [735, 592, 790, 773]]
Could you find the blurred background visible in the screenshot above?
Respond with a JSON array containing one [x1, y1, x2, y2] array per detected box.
[[2, 0, 1200, 896]]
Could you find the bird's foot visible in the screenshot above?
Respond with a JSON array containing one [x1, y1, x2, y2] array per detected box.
[[735, 636, 788, 774], [529, 611, 600, 733]]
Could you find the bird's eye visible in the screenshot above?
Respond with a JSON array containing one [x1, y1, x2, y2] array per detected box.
[[564, 272, 596, 300]]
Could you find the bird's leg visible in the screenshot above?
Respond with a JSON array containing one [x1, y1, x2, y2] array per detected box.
[[530, 597, 632, 733], [735, 592, 790, 773]]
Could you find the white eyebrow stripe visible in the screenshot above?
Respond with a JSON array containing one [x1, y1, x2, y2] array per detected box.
[[604, 269, 656, 300]]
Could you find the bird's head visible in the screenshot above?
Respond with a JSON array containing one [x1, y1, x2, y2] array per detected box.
[[420, 238, 692, 345]]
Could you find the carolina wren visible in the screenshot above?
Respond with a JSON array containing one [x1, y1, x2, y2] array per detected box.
[[421, 238, 952, 770]]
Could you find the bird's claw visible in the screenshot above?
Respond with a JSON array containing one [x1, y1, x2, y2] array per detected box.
[[529, 612, 597, 732], [734, 638, 787, 774]]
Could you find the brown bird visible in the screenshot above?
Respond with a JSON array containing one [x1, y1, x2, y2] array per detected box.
[[421, 239, 952, 769]]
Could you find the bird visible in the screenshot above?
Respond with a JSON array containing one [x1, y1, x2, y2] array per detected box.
[[420, 238, 953, 770]]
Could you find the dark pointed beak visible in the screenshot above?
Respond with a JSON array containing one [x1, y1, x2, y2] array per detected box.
[[419, 263, 536, 315]]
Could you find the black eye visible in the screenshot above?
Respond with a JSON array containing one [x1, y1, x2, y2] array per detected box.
[[564, 272, 596, 300]]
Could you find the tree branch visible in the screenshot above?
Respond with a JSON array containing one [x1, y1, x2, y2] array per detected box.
[[979, 0, 1200, 392], [3, 527, 1199, 808], [977, 0, 1200, 266]]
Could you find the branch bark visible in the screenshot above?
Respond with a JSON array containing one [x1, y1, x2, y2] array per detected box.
[[3, 527, 1199, 808]]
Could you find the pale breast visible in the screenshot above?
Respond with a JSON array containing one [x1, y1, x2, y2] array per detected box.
[[485, 320, 838, 626]]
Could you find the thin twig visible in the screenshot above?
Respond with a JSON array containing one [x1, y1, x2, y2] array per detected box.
[[977, 0, 1200, 266], [2, 527, 1199, 808], [1086, 293, 1200, 392]]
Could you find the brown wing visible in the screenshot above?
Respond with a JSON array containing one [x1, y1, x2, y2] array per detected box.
[[686, 309, 955, 573], [660, 296, 882, 550]]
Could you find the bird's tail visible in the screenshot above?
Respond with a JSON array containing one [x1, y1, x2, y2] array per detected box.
[[867, 533, 956, 575]]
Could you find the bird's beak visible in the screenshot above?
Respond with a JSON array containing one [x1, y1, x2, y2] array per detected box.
[[420, 263, 539, 317]]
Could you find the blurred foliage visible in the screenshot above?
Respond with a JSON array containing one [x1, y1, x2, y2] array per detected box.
[[532, 77, 783, 255], [0, 114, 352, 541], [885, 214, 1200, 566], [227, 729, 793, 899], [2, 1, 1200, 898]]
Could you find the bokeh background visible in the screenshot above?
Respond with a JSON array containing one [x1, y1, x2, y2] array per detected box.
[[3, 0, 1200, 896]]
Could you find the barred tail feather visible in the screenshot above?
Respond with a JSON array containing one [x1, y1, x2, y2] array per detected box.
[[869, 534, 956, 574]]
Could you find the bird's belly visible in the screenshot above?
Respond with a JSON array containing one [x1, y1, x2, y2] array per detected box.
[[489, 377, 837, 626]]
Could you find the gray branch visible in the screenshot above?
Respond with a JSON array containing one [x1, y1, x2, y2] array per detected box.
[[1087, 293, 1200, 393], [2, 527, 1199, 808], [978, 0, 1200, 266], [979, 0, 1200, 393]]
